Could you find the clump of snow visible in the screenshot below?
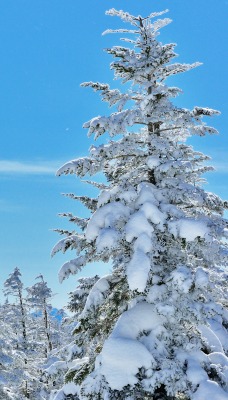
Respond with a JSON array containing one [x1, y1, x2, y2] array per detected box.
[[86, 202, 130, 241], [126, 231, 153, 291], [112, 302, 164, 339], [199, 325, 223, 353], [171, 265, 193, 293], [176, 349, 208, 365], [58, 256, 86, 283], [147, 284, 167, 302], [135, 183, 159, 206], [96, 228, 119, 252], [223, 228, 228, 238], [194, 267, 209, 288], [99, 337, 153, 390], [127, 250, 151, 292], [141, 201, 166, 226], [125, 211, 154, 242], [53, 382, 79, 400], [45, 360, 68, 376], [118, 187, 138, 204], [146, 156, 160, 168], [168, 218, 209, 241], [186, 358, 208, 386], [62, 382, 79, 395], [133, 233, 152, 253], [208, 319, 228, 352], [192, 379, 228, 400], [97, 186, 119, 207], [98, 302, 165, 390], [82, 275, 111, 315], [208, 351, 228, 368], [160, 202, 184, 218]]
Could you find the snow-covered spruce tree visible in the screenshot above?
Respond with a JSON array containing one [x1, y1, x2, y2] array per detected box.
[[2, 270, 43, 399], [53, 8, 228, 400], [26, 274, 53, 356], [41, 278, 99, 399], [3, 268, 28, 351], [0, 301, 15, 399]]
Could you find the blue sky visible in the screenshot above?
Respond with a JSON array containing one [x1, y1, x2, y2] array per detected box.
[[0, 0, 227, 309]]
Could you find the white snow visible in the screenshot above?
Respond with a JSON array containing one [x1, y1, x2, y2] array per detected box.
[[194, 267, 209, 288], [223, 228, 228, 238], [147, 284, 167, 302], [199, 324, 223, 353], [53, 382, 79, 400], [171, 265, 193, 293], [86, 202, 130, 241], [111, 302, 164, 339], [96, 228, 119, 252], [135, 184, 159, 207], [146, 156, 160, 168], [99, 337, 153, 390], [118, 187, 138, 204], [98, 302, 164, 390], [208, 351, 228, 368], [125, 211, 154, 242], [133, 233, 152, 253], [62, 382, 79, 395], [51, 237, 68, 257], [140, 201, 166, 226], [208, 319, 228, 352], [97, 186, 119, 207], [160, 202, 184, 218], [82, 276, 110, 314], [186, 358, 208, 386], [192, 379, 228, 400], [45, 360, 68, 376], [168, 218, 209, 241], [58, 256, 86, 283], [127, 250, 151, 291]]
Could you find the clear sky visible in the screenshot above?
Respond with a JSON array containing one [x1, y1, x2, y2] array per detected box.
[[0, 0, 227, 309]]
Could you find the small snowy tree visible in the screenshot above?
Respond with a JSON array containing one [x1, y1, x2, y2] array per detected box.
[[2, 273, 42, 399], [26, 274, 53, 356], [0, 302, 15, 399], [2, 272, 66, 399], [53, 8, 228, 400], [4, 268, 28, 350]]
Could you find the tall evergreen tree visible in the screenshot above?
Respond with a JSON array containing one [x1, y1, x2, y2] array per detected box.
[[53, 8, 228, 400]]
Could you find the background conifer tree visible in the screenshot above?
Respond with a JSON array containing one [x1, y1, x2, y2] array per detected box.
[[54, 8, 228, 400], [1, 270, 67, 399], [4, 268, 28, 348], [26, 274, 54, 356]]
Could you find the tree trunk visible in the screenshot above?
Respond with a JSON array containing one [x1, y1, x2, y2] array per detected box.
[[43, 299, 52, 355]]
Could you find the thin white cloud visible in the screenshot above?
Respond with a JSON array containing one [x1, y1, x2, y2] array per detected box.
[[0, 199, 23, 212], [0, 160, 60, 175], [213, 164, 228, 173], [0, 158, 226, 176], [207, 161, 228, 174]]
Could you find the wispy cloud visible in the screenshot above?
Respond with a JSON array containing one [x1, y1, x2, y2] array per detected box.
[[206, 159, 228, 174], [1, 158, 227, 177], [0, 199, 23, 212], [203, 149, 228, 174], [0, 160, 61, 175], [212, 162, 228, 174]]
